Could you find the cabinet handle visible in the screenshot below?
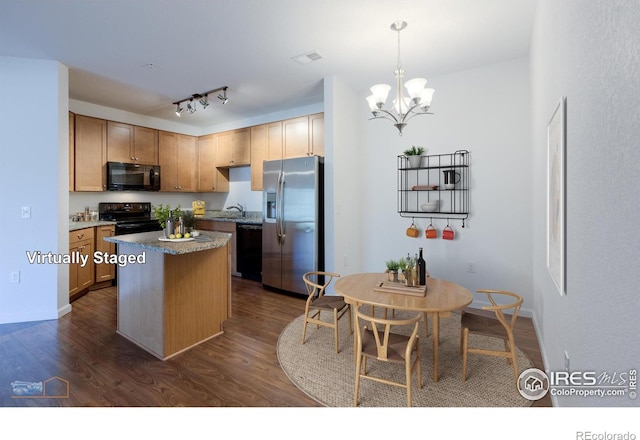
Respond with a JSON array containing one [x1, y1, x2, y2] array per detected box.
[[77, 233, 84, 239]]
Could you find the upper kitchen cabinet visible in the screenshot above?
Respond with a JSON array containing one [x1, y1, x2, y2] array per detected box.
[[159, 131, 197, 192], [198, 134, 229, 192], [309, 113, 324, 157], [216, 128, 251, 167], [107, 121, 158, 165], [74, 114, 107, 191], [282, 113, 324, 159], [250, 122, 282, 191], [69, 112, 75, 191]]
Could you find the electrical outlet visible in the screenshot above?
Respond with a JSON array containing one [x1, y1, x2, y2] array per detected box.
[[10, 271, 20, 283], [21, 206, 31, 219], [466, 261, 476, 273], [564, 350, 570, 372]]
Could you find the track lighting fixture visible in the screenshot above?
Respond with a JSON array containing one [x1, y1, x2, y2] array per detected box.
[[172, 86, 228, 117]]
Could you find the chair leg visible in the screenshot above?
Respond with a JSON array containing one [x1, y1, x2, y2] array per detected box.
[[354, 353, 362, 406], [462, 327, 469, 381], [333, 308, 339, 354], [416, 343, 423, 389], [503, 339, 512, 365], [406, 360, 412, 407], [509, 338, 519, 383], [301, 308, 310, 345]]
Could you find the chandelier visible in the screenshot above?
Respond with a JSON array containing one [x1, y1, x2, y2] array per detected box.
[[366, 21, 434, 136], [173, 86, 228, 117]]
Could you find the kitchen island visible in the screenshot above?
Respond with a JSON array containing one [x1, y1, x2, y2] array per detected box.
[[104, 231, 232, 360]]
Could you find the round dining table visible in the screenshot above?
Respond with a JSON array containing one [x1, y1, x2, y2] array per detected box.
[[334, 272, 473, 382]]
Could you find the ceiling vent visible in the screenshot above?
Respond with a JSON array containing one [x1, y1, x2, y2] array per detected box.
[[292, 50, 324, 65]]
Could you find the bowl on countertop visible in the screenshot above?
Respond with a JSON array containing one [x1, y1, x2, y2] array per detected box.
[[421, 201, 439, 212]]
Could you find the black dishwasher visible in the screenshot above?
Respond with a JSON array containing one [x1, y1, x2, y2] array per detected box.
[[236, 223, 262, 282]]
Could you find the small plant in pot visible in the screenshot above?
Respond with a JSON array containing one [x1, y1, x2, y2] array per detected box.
[[181, 210, 195, 233], [385, 259, 400, 282], [403, 145, 425, 168]]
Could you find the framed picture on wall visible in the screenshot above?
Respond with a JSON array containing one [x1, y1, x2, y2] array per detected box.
[[547, 96, 566, 296]]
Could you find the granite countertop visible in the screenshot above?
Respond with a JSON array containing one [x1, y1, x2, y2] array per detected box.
[[104, 231, 231, 255], [70, 220, 117, 231]]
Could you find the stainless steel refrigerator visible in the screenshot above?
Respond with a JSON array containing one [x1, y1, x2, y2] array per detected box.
[[262, 156, 324, 295]]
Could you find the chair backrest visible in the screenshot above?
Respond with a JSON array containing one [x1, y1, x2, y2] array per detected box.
[[354, 307, 422, 361], [302, 271, 340, 301], [477, 289, 523, 334]]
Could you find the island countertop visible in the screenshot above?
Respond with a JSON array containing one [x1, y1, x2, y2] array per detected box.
[[104, 231, 231, 255]]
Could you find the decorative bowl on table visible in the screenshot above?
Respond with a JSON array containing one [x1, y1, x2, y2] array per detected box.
[[420, 201, 439, 212]]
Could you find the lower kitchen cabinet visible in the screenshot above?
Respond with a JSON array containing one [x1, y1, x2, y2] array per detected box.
[[69, 227, 95, 300], [196, 220, 238, 276], [95, 225, 116, 283]]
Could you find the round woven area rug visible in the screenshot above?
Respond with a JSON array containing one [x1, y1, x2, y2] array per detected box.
[[277, 310, 533, 407]]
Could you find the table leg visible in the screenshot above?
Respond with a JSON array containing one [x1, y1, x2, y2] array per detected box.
[[432, 312, 440, 382]]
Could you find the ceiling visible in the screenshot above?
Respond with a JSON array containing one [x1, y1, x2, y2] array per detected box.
[[0, 0, 537, 129]]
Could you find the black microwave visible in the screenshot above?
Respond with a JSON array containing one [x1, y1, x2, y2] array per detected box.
[[107, 162, 160, 191]]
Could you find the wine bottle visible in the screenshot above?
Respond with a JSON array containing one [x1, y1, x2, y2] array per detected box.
[[418, 247, 426, 286]]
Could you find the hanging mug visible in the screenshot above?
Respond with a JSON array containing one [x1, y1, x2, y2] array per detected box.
[[442, 225, 455, 240], [406, 222, 419, 238], [443, 169, 461, 190], [425, 224, 437, 239]]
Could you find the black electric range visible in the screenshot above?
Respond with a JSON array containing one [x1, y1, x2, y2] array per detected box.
[[98, 202, 162, 236]]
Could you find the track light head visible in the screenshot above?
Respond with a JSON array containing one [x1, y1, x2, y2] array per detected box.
[[175, 103, 183, 117], [199, 94, 210, 109], [218, 88, 228, 104], [186, 99, 196, 113]]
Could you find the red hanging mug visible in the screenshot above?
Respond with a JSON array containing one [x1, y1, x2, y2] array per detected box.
[[425, 224, 437, 239], [442, 225, 455, 240]]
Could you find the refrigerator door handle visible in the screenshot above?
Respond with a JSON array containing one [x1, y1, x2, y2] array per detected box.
[[278, 171, 286, 245]]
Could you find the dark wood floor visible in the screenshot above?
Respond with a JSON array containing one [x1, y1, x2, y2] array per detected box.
[[0, 277, 551, 407]]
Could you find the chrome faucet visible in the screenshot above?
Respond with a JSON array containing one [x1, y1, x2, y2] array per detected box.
[[226, 203, 244, 217]]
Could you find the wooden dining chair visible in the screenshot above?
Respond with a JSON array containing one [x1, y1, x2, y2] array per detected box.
[[354, 307, 423, 407], [301, 271, 352, 354], [460, 289, 523, 383]]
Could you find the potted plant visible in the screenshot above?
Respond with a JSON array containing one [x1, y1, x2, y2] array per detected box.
[[397, 257, 408, 282], [181, 210, 196, 233], [403, 145, 425, 168], [153, 204, 182, 237], [385, 259, 400, 282]]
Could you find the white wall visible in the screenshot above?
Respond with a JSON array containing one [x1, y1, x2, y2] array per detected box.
[[324, 76, 366, 285], [531, 1, 640, 407], [358, 58, 534, 315], [0, 56, 69, 323]]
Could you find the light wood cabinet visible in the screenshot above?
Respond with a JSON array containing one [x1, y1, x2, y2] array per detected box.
[[95, 225, 116, 282], [283, 116, 309, 159], [69, 112, 74, 191], [133, 126, 159, 165], [69, 227, 95, 299], [196, 220, 238, 276], [309, 113, 325, 157], [216, 128, 251, 167], [107, 122, 158, 165], [74, 115, 107, 191], [250, 122, 282, 191], [282, 113, 324, 159], [198, 134, 229, 192], [159, 131, 197, 191]]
